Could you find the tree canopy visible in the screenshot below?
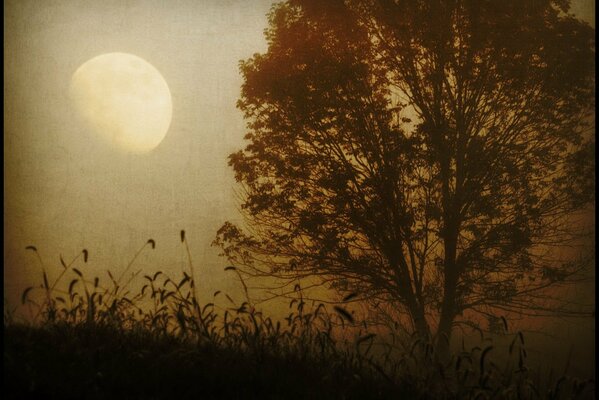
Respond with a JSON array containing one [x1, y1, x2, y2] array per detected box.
[[215, 0, 595, 347]]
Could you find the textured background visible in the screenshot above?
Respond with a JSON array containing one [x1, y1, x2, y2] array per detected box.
[[4, 0, 595, 373]]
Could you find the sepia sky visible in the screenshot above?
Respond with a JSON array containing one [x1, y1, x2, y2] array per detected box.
[[4, 0, 275, 307], [3, 0, 595, 319]]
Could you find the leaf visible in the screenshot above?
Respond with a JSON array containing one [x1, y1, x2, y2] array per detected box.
[[59, 255, 66, 269], [180, 230, 186, 243], [224, 266, 236, 272], [82, 249, 88, 263], [25, 245, 37, 252], [356, 333, 376, 345], [21, 287, 33, 304], [42, 271, 49, 290], [236, 304, 248, 313], [333, 306, 354, 323], [68, 279, 78, 294], [177, 275, 190, 289], [72, 268, 83, 278], [342, 292, 358, 302], [147, 239, 156, 249], [202, 303, 214, 314], [480, 346, 493, 375], [509, 336, 517, 354], [471, 325, 484, 341]]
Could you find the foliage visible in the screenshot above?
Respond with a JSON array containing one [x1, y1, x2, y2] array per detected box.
[[214, 0, 595, 344], [5, 237, 595, 399]]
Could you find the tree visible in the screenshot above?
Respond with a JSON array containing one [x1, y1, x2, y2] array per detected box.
[[214, 0, 595, 354]]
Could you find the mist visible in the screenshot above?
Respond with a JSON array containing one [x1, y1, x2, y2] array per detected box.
[[4, 0, 596, 398]]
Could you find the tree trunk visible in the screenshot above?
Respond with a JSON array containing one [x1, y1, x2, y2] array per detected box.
[[437, 220, 459, 361], [436, 293, 456, 361], [411, 303, 431, 340]]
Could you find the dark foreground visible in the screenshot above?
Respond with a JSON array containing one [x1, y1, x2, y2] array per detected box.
[[4, 323, 407, 400]]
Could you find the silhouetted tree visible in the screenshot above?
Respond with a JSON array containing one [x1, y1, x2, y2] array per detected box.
[[215, 0, 595, 354]]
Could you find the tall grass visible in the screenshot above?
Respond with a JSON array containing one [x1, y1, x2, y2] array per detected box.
[[5, 231, 595, 400]]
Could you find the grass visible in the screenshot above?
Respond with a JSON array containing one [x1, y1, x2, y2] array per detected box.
[[3, 231, 596, 399], [5, 323, 403, 399]]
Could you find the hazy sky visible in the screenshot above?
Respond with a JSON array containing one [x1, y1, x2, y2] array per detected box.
[[4, 0, 595, 314], [4, 0, 275, 306]]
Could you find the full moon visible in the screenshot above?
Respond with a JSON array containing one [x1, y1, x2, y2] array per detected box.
[[70, 53, 172, 153]]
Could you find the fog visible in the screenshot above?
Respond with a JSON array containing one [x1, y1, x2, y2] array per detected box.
[[5, 0, 275, 308], [4, 0, 595, 378]]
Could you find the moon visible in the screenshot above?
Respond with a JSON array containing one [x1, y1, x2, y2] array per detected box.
[[70, 53, 172, 153]]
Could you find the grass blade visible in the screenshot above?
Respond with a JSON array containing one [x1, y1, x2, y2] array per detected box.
[[21, 287, 33, 304], [334, 306, 354, 323]]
